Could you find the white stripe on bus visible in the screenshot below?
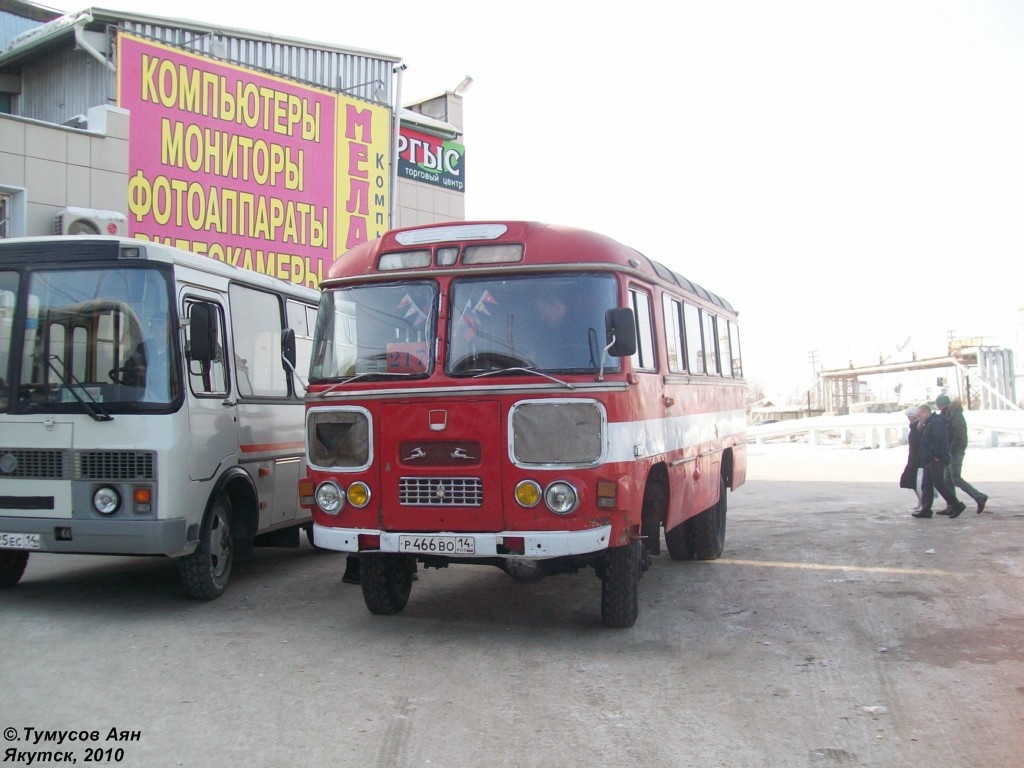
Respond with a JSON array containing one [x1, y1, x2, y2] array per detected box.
[[605, 408, 747, 463]]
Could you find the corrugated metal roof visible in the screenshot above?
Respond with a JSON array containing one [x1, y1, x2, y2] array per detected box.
[[90, 7, 400, 62], [0, 13, 41, 50], [0, 0, 59, 23], [0, 0, 60, 50], [1, 7, 401, 107]]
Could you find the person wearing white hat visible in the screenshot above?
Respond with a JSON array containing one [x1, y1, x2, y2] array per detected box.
[[899, 406, 923, 511]]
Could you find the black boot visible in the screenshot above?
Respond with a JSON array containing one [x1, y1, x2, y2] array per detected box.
[[342, 556, 361, 584]]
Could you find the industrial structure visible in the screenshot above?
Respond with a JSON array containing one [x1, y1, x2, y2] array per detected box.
[[818, 337, 1018, 414]]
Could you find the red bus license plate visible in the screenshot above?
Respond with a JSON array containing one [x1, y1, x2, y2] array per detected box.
[[398, 535, 476, 555]]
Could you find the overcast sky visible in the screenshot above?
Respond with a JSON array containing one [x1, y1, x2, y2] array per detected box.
[[43, 0, 1024, 398]]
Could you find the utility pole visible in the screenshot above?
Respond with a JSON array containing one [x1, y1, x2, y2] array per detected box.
[[808, 351, 819, 409]]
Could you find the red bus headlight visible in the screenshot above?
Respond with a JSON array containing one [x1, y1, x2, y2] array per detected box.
[[315, 482, 344, 515], [346, 482, 371, 508], [514, 480, 542, 508], [544, 481, 578, 515]]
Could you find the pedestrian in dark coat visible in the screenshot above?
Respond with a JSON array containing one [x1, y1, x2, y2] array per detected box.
[[899, 406, 923, 511], [936, 395, 989, 514], [913, 404, 966, 519]]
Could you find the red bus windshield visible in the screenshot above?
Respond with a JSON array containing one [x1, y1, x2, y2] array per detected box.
[[310, 273, 621, 381]]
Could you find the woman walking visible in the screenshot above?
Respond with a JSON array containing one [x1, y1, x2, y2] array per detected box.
[[899, 406, 923, 511]]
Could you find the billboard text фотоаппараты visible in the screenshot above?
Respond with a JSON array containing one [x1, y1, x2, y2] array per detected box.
[[118, 32, 391, 288]]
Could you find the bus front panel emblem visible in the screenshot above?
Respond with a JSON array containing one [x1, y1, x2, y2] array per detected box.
[[428, 410, 447, 431]]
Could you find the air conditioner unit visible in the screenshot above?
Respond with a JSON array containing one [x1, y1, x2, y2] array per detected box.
[[54, 207, 127, 236]]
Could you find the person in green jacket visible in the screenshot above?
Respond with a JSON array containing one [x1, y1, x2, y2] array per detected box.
[[936, 395, 989, 515]]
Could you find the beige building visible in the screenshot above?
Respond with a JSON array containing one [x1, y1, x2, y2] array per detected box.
[[0, 0, 465, 283], [397, 93, 467, 228]]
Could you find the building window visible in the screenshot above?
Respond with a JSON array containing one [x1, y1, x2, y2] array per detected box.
[[0, 193, 10, 239], [0, 188, 25, 238]]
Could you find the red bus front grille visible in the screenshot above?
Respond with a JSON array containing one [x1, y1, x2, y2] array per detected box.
[[398, 477, 483, 507]]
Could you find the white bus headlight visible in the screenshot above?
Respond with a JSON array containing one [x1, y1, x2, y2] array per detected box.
[[544, 481, 578, 515], [93, 486, 121, 515], [315, 482, 345, 515]]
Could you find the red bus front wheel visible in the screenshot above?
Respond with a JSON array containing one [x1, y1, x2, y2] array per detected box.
[[360, 553, 415, 615], [600, 539, 642, 628]]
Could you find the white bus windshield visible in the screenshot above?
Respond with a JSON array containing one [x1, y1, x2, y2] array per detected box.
[[5, 266, 178, 412]]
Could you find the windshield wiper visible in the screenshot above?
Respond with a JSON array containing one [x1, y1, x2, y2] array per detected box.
[[46, 355, 113, 422], [472, 367, 573, 389], [316, 371, 414, 398]]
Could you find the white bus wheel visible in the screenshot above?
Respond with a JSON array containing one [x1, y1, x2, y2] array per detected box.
[[180, 495, 234, 600], [0, 551, 29, 588]]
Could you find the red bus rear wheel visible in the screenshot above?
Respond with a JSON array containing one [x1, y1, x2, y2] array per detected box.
[[690, 476, 727, 560]]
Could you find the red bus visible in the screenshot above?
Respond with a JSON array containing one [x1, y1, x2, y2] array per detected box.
[[298, 221, 746, 627]]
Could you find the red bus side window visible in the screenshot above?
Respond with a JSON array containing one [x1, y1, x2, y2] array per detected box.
[[683, 302, 704, 374], [629, 288, 656, 371], [663, 295, 685, 374], [703, 313, 721, 376]]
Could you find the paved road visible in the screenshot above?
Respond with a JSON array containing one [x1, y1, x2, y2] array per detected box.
[[1, 445, 1021, 767]]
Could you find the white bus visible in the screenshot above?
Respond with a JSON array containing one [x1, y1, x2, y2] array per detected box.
[[0, 236, 319, 598]]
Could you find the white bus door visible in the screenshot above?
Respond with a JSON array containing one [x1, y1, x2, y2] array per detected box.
[[182, 293, 237, 482]]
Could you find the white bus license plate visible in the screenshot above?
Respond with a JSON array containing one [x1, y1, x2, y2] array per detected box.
[[0, 532, 41, 550], [398, 535, 476, 555]]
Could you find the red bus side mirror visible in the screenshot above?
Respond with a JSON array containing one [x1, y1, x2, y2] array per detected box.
[[605, 308, 637, 357]]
